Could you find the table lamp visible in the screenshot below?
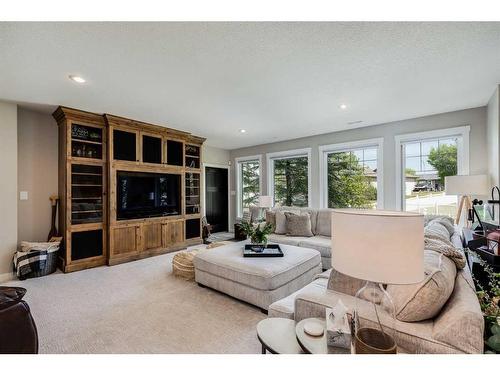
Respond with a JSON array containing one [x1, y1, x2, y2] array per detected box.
[[258, 195, 273, 208], [444, 174, 489, 225], [332, 209, 424, 354]]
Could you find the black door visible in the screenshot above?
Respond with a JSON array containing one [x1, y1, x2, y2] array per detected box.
[[205, 167, 228, 233]]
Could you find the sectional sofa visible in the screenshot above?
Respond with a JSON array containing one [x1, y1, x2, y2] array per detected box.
[[266, 214, 484, 354], [265, 206, 335, 269]]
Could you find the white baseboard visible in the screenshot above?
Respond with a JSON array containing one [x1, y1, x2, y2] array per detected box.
[[0, 272, 15, 283]]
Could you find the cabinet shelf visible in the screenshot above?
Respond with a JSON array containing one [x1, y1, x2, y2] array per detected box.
[[72, 139, 102, 145], [72, 184, 103, 187]]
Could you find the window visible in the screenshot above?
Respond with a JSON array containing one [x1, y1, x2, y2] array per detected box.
[[319, 139, 383, 209], [395, 126, 470, 217], [235, 155, 261, 217], [267, 148, 311, 207]]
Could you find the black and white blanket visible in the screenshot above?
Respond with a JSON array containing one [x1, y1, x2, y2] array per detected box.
[[13, 242, 60, 279]]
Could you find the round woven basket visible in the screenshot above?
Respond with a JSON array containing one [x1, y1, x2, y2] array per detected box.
[[172, 241, 233, 281], [172, 251, 199, 280]]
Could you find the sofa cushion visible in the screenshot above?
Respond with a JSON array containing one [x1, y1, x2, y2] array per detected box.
[[193, 241, 321, 291], [285, 212, 313, 237], [268, 233, 308, 247], [297, 236, 332, 258], [387, 250, 456, 322], [315, 209, 333, 236]]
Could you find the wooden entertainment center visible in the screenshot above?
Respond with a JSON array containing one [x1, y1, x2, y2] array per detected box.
[[54, 107, 205, 272]]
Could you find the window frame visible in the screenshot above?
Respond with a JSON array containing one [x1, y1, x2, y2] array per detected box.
[[318, 138, 384, 209], [235, 154, 263, 218], [266, 148, 312, 208], [395, 125, 470, 210]]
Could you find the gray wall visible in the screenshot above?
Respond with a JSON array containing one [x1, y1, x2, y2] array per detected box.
[[0, 102, 18, 280], [202, 145, 230, 166], [18, 108, 59, 242], [229, 106, 488, 225], [487, 86, 500, 186]]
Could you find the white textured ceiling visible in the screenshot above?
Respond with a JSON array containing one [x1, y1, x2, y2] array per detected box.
[[1, 22, 500, 149]]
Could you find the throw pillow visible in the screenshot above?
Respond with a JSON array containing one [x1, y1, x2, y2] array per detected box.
[[265, 210, 276, 230], [424, 221, 451, 243], [327, 268, 366, 297], [284, 212, 313, 237], [428, 217, 455, 236], [274, 209, 299, 234], [241, 211, 252, 224], [275, 210, 287, 234], [386, 250, 457, 322]]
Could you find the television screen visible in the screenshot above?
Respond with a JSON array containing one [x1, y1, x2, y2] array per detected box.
[[117, 171, 181, 220]]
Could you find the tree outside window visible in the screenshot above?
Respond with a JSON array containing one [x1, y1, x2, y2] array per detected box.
[[404, 137, 458, 217], [239, 160, 260, 214], [273, 157, 308, 207], [327, 148, 378, 209]]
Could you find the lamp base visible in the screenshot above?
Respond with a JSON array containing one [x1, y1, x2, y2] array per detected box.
[[354, 327, 397, 354], [354, 281, 397, 354]]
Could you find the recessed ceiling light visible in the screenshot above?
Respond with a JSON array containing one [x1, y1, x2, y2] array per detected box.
[[348, 120, 363, 125], [239, 129, 246, 133], [69, 75, 86, 84], [340, 104, 347, 110]]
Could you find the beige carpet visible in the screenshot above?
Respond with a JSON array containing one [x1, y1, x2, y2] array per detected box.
[[4, 250, 265, 353]]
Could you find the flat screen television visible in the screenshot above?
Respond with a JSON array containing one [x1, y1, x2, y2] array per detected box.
[[117, 171, 181, 220]]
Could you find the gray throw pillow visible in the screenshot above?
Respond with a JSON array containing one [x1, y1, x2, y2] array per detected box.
[[275, 209, 299, 234], [274, 210, 287, 234], [284, 212, 313, 237], [265, 210, 276, 230], [327, 268, 366, 297], [386, 250, 457, 322]]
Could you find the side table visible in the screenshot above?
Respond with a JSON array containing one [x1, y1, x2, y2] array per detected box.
[[295, 318, 351, 354], [256, 318, 302, 354]]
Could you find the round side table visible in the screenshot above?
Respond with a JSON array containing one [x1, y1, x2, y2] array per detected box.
[[295, 318, 351, 354], [256, 318, 303, 354]]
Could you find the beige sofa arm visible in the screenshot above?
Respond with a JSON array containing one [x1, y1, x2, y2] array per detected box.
[[432, 270, 484, 354]]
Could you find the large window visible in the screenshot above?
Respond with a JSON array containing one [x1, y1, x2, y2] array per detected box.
[[235, 155, 261, 217], [267, 149, 311, 207], [319, 139, 383, 209], [396, 126, 470, 217]]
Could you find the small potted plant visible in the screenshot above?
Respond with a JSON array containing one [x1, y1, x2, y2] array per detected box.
[[239, 221, 274, 248]]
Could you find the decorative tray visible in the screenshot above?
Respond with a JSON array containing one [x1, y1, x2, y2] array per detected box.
[[243, 244, 283, 257]]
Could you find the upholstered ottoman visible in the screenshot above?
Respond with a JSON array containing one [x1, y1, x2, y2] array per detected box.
[[193, 241, 322, 312]]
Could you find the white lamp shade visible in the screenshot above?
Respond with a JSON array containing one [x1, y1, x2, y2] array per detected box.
[[331, 209, 424, 284], [444, 174, 489, 196], [258, 195, 273, 208]]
